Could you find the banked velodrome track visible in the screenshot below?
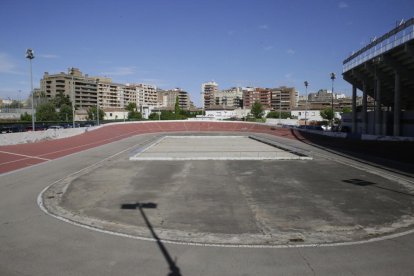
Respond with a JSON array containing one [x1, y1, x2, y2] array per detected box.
[[0, 121, 295, 174], [1, 121, 414, 276]]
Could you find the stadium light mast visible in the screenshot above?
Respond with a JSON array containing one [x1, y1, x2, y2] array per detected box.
[[70, 68, 76, 128], [330, 72, 336, 129], [96, 79, 100, 126], [304, 81, 309, 126], [25, 49, 35, 131]]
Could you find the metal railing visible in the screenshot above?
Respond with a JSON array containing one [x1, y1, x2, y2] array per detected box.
[[343, 18, 414, 73]]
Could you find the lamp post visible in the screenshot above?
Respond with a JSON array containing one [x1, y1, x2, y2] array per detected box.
[[71, 69, 76, 128], [304, 81, 308, 126], [330, 72, 336, 129], [96, 79, 100, 126], [279, 91, 282, 124], [25, 49, 35, 131]]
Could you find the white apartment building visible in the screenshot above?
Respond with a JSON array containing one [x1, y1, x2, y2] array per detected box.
[[213, 87, 243, 108], [201, 81, 218, 109]]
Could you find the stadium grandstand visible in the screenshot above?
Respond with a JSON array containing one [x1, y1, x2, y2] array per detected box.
[[343, 18, 414, 137]]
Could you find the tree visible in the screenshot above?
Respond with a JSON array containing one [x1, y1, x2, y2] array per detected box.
[[20, 112, 32, 121], [128, 110, 142, 120], [52, 91, 71, 108], [266, 111, 291, 119], [126, 102, 137, 112], [320, 108, 334, 124], [341, 107, 352, 114], [36, 102, 58, 121], [58, 104, 73, 122], [250, 101, 264, 119], [9, 100, 20, 108], [87, 106, 104, 121], [174, 96, 181, 114]]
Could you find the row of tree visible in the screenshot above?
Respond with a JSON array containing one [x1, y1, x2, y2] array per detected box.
[[20, 94, 200, 122], [249, 101, 351, 125]]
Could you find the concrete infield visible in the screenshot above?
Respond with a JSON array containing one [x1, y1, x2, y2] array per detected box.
[[129, 135, 311, 160], [41, 133, 414, 247]]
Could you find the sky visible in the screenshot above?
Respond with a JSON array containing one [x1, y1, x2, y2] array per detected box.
[[1, 0, 413, 107]]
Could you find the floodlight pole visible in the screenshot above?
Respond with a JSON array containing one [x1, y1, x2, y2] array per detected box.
[[96, 79, 100, 126], [330, 72, 336, 129], [304, 81, 308, 126], [279, 91, 282, 124], [71, 70, 76, 128], [26, 49, 35, 131]]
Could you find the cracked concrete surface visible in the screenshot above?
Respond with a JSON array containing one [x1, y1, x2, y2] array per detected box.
[[41, 133, 414, 246]]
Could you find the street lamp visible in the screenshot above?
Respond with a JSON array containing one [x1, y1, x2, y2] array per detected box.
[[304, 81, 309, 126], [279, 90, 282, 124], [70, 68, 76, 128], [96, 79, 100, 126], [25, 49, 35, 131], [330, 72, 336, 129]]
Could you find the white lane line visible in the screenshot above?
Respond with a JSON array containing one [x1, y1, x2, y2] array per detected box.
[[37, 129, 145, 158], [0, 150, 51, 162]]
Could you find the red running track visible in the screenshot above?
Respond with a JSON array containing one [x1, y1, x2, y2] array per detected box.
[[0, 121, 298, 174]]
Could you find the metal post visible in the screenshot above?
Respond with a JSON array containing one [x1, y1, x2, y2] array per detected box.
[[279, 91, 281, 124], [26, 49, 35, 131], [304, 81, 308, 126], [72, 72, 75, 128], [330, 73, 336, 129], [96, 79, 100, 126]]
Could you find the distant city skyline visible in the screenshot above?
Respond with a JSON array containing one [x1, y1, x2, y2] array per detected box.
[[1, 0, 413, 107]]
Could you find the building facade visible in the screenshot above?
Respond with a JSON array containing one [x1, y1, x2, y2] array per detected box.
[[243, 86, 297, 111], [41, 68, 99, 109], [159, 88, 192, 110], [201, 81, 218, 109], [40, 68, 165, 117], [213, 87, 243, 108]]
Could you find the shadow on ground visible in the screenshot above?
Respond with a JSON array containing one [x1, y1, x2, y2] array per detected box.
[[121, 202, 182, 276], [292, 130, 414, 176]]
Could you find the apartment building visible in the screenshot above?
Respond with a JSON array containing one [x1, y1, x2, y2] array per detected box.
[[242, 87, 297, 111], [201, 81, 218, 109], [270, 87, 297, 111], [158, 88, 192, 110], [243, 87, 269, 109], [40, 68, 162, 114], [41, 68, 99, 109], [213, 87, 243, 108], [98, 79, 125, 109]]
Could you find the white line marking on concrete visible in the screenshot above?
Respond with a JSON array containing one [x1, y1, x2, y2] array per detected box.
[[0, 150, 51, 162]]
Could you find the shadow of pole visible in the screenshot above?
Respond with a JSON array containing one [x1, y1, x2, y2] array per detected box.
[[121, 202, 182, 276]]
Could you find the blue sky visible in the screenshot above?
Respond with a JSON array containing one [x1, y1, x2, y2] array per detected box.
[[1, 0, 413, 107]]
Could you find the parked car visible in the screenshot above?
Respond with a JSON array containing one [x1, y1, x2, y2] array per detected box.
[[48, 125, 64, 130]]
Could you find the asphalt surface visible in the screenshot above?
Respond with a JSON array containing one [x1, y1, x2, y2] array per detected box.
[[1, 127, 414, 275]]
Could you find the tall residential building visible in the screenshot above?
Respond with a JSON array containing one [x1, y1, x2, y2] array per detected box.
[[213, 87, 243, 108], [41, 68, 99, 109], [243, 86, 297, 111], [201, 81, 218, 109], [40, 68, 160, 113], [243, 87, 271, 109], [159, 88, 192, 110], [270, 87, 297, 111]]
